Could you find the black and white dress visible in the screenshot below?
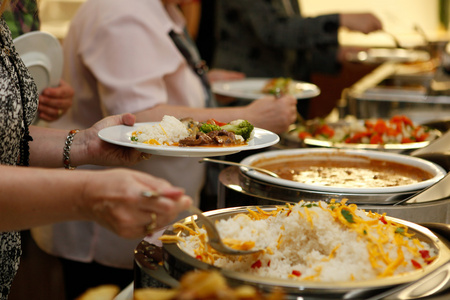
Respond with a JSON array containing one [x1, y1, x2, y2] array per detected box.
[[0, 17, 38, 299]]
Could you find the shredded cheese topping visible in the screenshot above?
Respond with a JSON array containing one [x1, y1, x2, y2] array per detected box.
[[160, 199, 436, 282]]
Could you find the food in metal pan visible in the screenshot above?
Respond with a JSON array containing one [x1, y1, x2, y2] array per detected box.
[[160, 200, 436, 282], [250, 154, 433, 188], [292, 115, 439, 145], [131, 115, 254, 147]]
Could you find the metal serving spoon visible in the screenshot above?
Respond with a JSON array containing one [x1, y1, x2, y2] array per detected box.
[[142, 191, 264, 255], [188, 206, 265, 255], [200, 157, 279, 178]]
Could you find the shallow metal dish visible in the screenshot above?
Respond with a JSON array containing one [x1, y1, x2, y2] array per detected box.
[[161, 206, 450, 299], [281, 120, 441, 152], [346, 48, 430, 64], [239, 148, 446, 195]]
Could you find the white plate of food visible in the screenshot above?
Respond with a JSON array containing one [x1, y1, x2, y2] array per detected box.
[[98, 121, 280, 157], [13, 31, 63, 93], [212, 77, 320, 100]]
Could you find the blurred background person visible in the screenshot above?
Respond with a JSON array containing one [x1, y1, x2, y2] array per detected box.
[[3, 0, 74, 122], [210, 0, 383, 117], [30, 0, 298, 298]]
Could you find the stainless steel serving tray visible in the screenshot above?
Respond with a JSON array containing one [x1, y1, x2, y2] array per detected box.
[[280, 121, 441, 152], [159, 206, 450, 299]]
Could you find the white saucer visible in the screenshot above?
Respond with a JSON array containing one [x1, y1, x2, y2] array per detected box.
[[13, 31, 63, 93]]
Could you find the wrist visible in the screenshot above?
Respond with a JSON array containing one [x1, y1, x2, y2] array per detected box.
[[63, 129, 80, 169]]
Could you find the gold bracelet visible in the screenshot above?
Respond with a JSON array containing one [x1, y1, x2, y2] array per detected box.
[[63, 129, 80, 170]]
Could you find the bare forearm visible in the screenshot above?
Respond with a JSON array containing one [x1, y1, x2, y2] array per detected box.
[[134, 104, 251, 123], [28, 125, 77, 168], [0, 165, 87, 231]]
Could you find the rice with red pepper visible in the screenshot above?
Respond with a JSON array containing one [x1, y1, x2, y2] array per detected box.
[[161, 200, 436, 282]]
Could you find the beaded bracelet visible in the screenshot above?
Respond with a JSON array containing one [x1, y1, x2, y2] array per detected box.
[[63, 129, 80, 170]]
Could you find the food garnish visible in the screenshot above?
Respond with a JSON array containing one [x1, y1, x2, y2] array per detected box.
[[261, 77, 293, 95]]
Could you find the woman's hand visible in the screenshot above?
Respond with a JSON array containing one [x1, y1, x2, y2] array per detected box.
[[38, 79, 74, 121], [340, 13, 383, 34], [80, 169, 192, 239], [71, 113, 150, 167], [244, 94, 298, 134]]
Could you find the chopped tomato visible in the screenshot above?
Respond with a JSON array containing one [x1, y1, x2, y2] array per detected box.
[[251, 260, 262, 269], [345, 131, 371, 143], [401, 137, 415, 143], [208, 119, 227, 126], [415, 133, 429, 142], [267, 260, 271, 267], [314, 124, 335, 138], [369, 134, 384, 144], [411, 259, 422, 269], [364, 120, 375, 130], [195, 255, 202, 260], [419, 250, 430, 260], [298, 131, 312, 139], [373, 119, 388, 134], [386, 127, 399, 136], [291, 270, 301, 277], [379, 216, 387, 224]]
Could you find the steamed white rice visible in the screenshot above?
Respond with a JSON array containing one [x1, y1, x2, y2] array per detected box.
[[132, 115, 190, 145], [168, 201, 436, 282]]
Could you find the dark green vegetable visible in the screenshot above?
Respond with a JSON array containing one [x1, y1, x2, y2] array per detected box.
[[199, 123, 221, 133], [395, 227, 405, 234], [341, 209, 355, 223], [221, 120, 254, 141]]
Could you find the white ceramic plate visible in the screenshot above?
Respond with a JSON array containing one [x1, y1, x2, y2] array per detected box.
[[98, 123, 280, 157], [212, 78, 320, 100], [240, 148, 446, 194], [13, 31, 63, 93]]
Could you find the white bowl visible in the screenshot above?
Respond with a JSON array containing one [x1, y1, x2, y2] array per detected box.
[[240, 148, 446, 194]]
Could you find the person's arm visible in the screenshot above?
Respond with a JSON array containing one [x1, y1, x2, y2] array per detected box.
[[178, 0, 201, 40], [134, 94, 298, 134], [0, 165, 191, 236], [29, 113, 145, 168]]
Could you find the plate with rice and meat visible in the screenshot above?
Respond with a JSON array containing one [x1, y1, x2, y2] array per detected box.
[[98, 115, 280, 157]]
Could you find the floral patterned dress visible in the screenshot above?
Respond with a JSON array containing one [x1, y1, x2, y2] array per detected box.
[[0, 17, 38, 299]]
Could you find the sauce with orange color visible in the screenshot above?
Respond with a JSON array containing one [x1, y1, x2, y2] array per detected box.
[[252, 154, 432, 188]]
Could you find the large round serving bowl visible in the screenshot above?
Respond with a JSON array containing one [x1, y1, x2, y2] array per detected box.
[[239, 148, 446, 202], [135, 206, 450, 299]]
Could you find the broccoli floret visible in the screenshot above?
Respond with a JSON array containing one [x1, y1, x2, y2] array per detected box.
[[221, 119, 254, 141], [199, 122, 221, 133]]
